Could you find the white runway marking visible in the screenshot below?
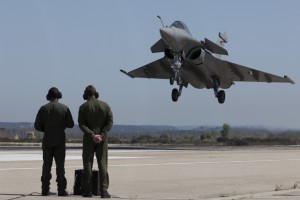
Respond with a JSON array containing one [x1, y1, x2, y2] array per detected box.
[[0, 153, 147, 162], [1, 158, 300, 171], [109, 158, 300, 167]]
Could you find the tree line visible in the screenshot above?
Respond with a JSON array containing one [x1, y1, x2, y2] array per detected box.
[[1, 123, 300, 146]]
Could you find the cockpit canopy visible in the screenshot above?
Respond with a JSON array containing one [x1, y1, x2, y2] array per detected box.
[[170, 21, 191, 35]]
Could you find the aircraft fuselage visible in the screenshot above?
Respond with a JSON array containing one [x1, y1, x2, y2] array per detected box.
[[160, 27, 191, 53], [121, 20, 294, 104]]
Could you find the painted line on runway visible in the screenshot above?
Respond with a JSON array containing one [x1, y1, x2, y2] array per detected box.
[[1, 158, 300, 171], [0, 155, 148, 162], [109, 158, 300, 167]]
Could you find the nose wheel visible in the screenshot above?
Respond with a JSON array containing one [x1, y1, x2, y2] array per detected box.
[[217, 90, 225, 104], [212, 76, 226, 104], [172, 88, 180, 102], [171, 80, 185, 102]]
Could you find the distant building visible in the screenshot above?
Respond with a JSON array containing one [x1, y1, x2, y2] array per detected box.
[[14, 134, 19, 141], [26, 131, 35, 140]]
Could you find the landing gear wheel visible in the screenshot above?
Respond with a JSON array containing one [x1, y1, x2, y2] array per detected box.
[[172, 88, 180, 102], [217, 90, 225, 104], [170, 76, 175, 85]]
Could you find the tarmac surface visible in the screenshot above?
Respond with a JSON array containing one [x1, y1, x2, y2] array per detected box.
[[1, 145, 300, 200]]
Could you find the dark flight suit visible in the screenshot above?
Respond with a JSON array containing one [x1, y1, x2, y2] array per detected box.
[[34, 100, 74, 193], [78, 97, 113, 194]]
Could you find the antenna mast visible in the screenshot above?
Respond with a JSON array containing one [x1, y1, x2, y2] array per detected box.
[[157, 15, 165, 28]]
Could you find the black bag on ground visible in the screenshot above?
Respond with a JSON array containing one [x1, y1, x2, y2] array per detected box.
[[73, 169, 100, 196]]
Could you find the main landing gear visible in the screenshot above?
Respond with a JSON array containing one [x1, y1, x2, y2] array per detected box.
[[212, 76, 225, 104]]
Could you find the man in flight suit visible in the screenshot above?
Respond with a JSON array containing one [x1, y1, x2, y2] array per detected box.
[[78, 85, 113, 198], [34, 87, 74, 196]]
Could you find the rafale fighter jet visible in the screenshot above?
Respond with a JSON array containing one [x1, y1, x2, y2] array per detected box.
[[121, 19, 294, 104]]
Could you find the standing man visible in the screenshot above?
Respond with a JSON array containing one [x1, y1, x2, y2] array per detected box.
[[78, 85, 113, 198], [34, 87, 74, 196]]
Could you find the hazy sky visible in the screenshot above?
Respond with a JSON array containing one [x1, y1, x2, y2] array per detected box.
[[0, 0, 299, 129]]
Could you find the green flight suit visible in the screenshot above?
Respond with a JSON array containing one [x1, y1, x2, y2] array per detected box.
[[78, 97, 113, 193], [34, 100, 74, 193]]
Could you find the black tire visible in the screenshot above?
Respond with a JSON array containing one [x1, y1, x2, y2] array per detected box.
[[172, 88, 179, 102], [217, 90, 225, 104]]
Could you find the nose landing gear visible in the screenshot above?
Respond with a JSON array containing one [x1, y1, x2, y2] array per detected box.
[[169, 52, 187, 102], [212, 76, 225, 104]]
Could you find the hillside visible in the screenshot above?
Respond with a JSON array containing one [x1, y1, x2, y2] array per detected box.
[[1, 122, 300, 146]]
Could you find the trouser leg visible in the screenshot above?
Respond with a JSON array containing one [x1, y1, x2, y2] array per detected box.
[[96, 138, 109, 192], [41, 146, 53, 192], [82, 141, 95, 193], [54, 142, 67, 192]]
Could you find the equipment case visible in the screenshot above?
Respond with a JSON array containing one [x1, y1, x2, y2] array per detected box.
[[73, 169, 100, 196]]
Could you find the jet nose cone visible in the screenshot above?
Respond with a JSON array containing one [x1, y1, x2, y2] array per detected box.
[[160, 27, 174, 46], [160, 27, 173, 39]]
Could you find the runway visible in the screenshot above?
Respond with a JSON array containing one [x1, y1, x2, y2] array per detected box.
[[1, 146, 300, 199]]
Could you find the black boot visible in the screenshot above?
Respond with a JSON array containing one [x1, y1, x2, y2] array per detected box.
[[58, 190, 69, 196], [57, 177, 68, 196], [101, 191, 111, 198], [41, 174, 51, 196], [41, 183, 49, 196], [41, 190, 49, 196], [82, 191, 93, 197]]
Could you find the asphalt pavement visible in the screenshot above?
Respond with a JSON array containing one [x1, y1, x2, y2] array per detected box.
[[1, 145, 300, 200]]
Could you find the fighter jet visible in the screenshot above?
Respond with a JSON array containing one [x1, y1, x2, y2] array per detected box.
[[121, 18, 294, 104]]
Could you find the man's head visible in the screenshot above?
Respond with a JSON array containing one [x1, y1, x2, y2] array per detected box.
[[46, 87, 62, 101], [83, 85, 99, 100]]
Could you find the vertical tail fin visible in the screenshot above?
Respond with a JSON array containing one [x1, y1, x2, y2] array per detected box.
[[215, 32, 228, 59]]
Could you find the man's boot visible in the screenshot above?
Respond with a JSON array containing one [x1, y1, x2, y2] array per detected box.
[[101, 191, 111, 198], [41, 176, 50, 196], [58, 190, 69, 196], [57, 177, 68, 196], [82, 191, 93, 197]]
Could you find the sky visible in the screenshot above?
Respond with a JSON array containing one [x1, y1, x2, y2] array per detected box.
[[0, 0, 299, 129]]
